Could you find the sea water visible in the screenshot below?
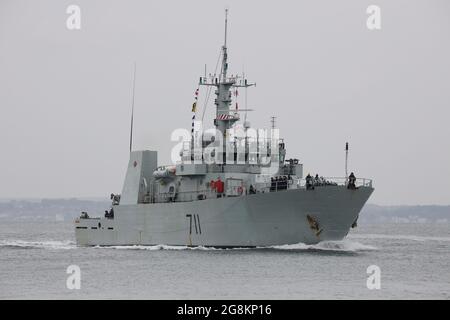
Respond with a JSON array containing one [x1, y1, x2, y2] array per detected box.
[[0, 219, 448, 299]]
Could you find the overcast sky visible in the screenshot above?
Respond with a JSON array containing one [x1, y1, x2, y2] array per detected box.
[[0, 0, 449, 205]]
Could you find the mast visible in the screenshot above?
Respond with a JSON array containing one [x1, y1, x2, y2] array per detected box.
[[221, 9, 229, 83], [270, 116, 276, 130], [198, 9, 255, 163], [224, 8, 228, 47]]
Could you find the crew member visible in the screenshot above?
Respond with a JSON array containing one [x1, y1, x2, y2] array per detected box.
[[306, 173, 314, 190], [348, 172, 356, 189]]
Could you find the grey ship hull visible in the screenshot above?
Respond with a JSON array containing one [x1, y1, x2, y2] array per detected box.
[[75, 186, 373, 247]]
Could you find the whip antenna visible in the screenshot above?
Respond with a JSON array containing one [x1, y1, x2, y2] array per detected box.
[[345, 142, 349, 179], [129, 62, 136, 153]]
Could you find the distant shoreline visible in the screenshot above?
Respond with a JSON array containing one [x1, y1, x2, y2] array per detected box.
[[1, 198, 449, 224], [1, 197, 449, 207]]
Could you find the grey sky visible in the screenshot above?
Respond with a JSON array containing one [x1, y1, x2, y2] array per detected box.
[[0, 0, 449, 205]]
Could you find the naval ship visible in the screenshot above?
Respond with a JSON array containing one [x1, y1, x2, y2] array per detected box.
[[75, 11, 374, 247]]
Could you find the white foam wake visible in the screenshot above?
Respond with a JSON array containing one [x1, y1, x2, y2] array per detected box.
[[0, 239, 378, 252], [268, 240, 377, 252], [97, 240, 376, 252], [0, 239, 76, 250], [348, 234, 450, 242], [103, 244, 218, 251]]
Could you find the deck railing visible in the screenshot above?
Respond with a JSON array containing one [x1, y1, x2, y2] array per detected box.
[[265, 176, 372, 192], [148, 177, 372, 203]]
